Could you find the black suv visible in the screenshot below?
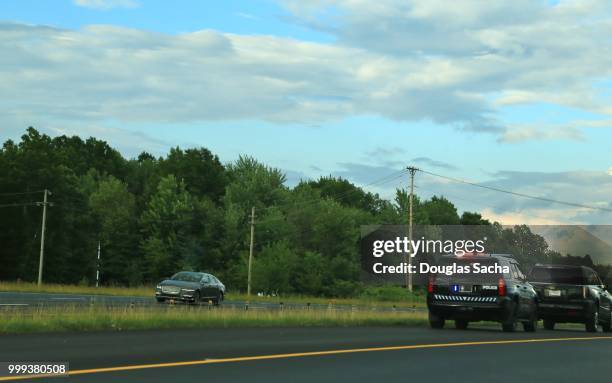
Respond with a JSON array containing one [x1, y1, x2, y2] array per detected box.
[[427, 254, 538, 332], [528, 264, 612, 332]]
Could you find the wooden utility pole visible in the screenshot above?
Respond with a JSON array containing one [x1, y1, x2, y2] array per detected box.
[[37, 189, 50, 286], [407, 167, 418, 292], [247, 206, 255, 298]]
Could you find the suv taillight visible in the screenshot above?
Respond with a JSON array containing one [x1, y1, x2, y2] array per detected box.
[[428, 275, 435, 293], [498, 278, 506, 296]]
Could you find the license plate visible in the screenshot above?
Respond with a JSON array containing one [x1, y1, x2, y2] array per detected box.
[[459, 285, 472, 293], [451, 285, 473, 293], [161, 286, 180, 294], [546, 289, 562, 297]]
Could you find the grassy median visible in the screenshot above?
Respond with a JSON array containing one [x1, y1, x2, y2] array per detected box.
[[0, 306, 427, 334], [0, 281, 426, 308]]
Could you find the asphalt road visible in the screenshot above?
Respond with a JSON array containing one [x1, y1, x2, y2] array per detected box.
[[0, 291, 421, 312], [1, 325, 611, 383]]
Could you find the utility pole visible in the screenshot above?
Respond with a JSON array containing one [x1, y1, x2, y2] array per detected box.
[[247, 206, 255, 298], [96, 241, 101, 288], [37, 189, 51, 286], [407, 167, 418, 292]]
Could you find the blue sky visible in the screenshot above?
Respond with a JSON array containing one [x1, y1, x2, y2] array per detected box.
[[1, 0, 612, 224]]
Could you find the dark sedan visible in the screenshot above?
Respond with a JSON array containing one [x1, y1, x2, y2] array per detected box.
[[155, 271, 225, 305]]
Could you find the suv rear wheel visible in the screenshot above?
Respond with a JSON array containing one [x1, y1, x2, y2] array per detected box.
[[502, 321, 517, 332], [429, 312, 445, 329], [455, 319, 468, 330], [543, 319, 555, 330], [523, 320, 537, 332], [502, 301, 518, 332], [602, 311, 612, 333], [586, 308, 599, 333]]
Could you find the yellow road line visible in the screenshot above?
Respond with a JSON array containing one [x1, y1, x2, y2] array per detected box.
[[2, 335, 611, 381]]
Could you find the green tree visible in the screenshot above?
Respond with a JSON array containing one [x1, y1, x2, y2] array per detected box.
[[421, 196, 460, 225], [88, 175, 138, 284], [140, 175, 196, 282], [161, 147, 227, 202]]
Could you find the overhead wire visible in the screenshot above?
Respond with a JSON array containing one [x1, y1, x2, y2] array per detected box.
[[418, 168, 612, 213]]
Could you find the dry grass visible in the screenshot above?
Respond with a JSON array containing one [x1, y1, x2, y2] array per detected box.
[[0, 281, 426, 308], [0, 305, 428, 334]]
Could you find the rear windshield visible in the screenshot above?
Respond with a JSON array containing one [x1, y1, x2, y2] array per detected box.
[[171, 272, 202, 282], [529, 267, 585, 285]]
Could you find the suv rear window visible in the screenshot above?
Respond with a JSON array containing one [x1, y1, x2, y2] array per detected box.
[[529, 267, 585, 285]]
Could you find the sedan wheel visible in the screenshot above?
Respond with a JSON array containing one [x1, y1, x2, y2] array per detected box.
[[192, 291, 201, 305]]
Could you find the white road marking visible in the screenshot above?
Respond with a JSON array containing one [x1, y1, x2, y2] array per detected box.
[[50, 297, 87, 300]]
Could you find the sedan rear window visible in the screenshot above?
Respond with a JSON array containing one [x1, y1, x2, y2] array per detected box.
[[529, 267, 585, 285]]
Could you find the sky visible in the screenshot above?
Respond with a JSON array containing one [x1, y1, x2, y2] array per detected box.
[[1, 0, 612, 224]]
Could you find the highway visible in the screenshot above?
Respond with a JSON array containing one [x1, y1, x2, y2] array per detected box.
[[1, 326, 611, 382]]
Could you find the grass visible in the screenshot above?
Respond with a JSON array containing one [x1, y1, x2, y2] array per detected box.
[[0, 281, 152, 297], [0, 281, 426, 308], [0, 306, 428, 334]]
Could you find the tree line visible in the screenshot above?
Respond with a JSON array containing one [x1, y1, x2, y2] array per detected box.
[[0, 128, 608, 297]]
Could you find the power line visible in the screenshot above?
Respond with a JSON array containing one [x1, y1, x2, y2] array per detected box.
[[0, 190, 45, 197], [0, 202, 41, 208], [419, 169, 612, 213]]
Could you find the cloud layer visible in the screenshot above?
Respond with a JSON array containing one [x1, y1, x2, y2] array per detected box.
[[73, 0, 139, 10], [2, 0, 611, 140]]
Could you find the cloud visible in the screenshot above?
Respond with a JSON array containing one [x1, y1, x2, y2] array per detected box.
[[266, 157, 612, 224], [332, 162, 406, 198], [415, 169, 612, 224], [498, 125, 584, 143], [2, 0, 612, 141], [280, 0, 612, 132], [411, 157, 458, 171], [73, 0, 139, 10], [366, 146, 405, 157], [46, 125, 175, 158]]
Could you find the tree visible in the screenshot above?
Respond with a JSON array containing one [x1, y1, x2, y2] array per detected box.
[[140, 175, 196, 282], [393, 188, 429, 224], [421, 196, 460, 225], [88, 175, 137, 284], [460, 211, 491, 225], [304, 176, 388, 214], [253, 241, 298, 294], [161, 147, 227, 202]]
